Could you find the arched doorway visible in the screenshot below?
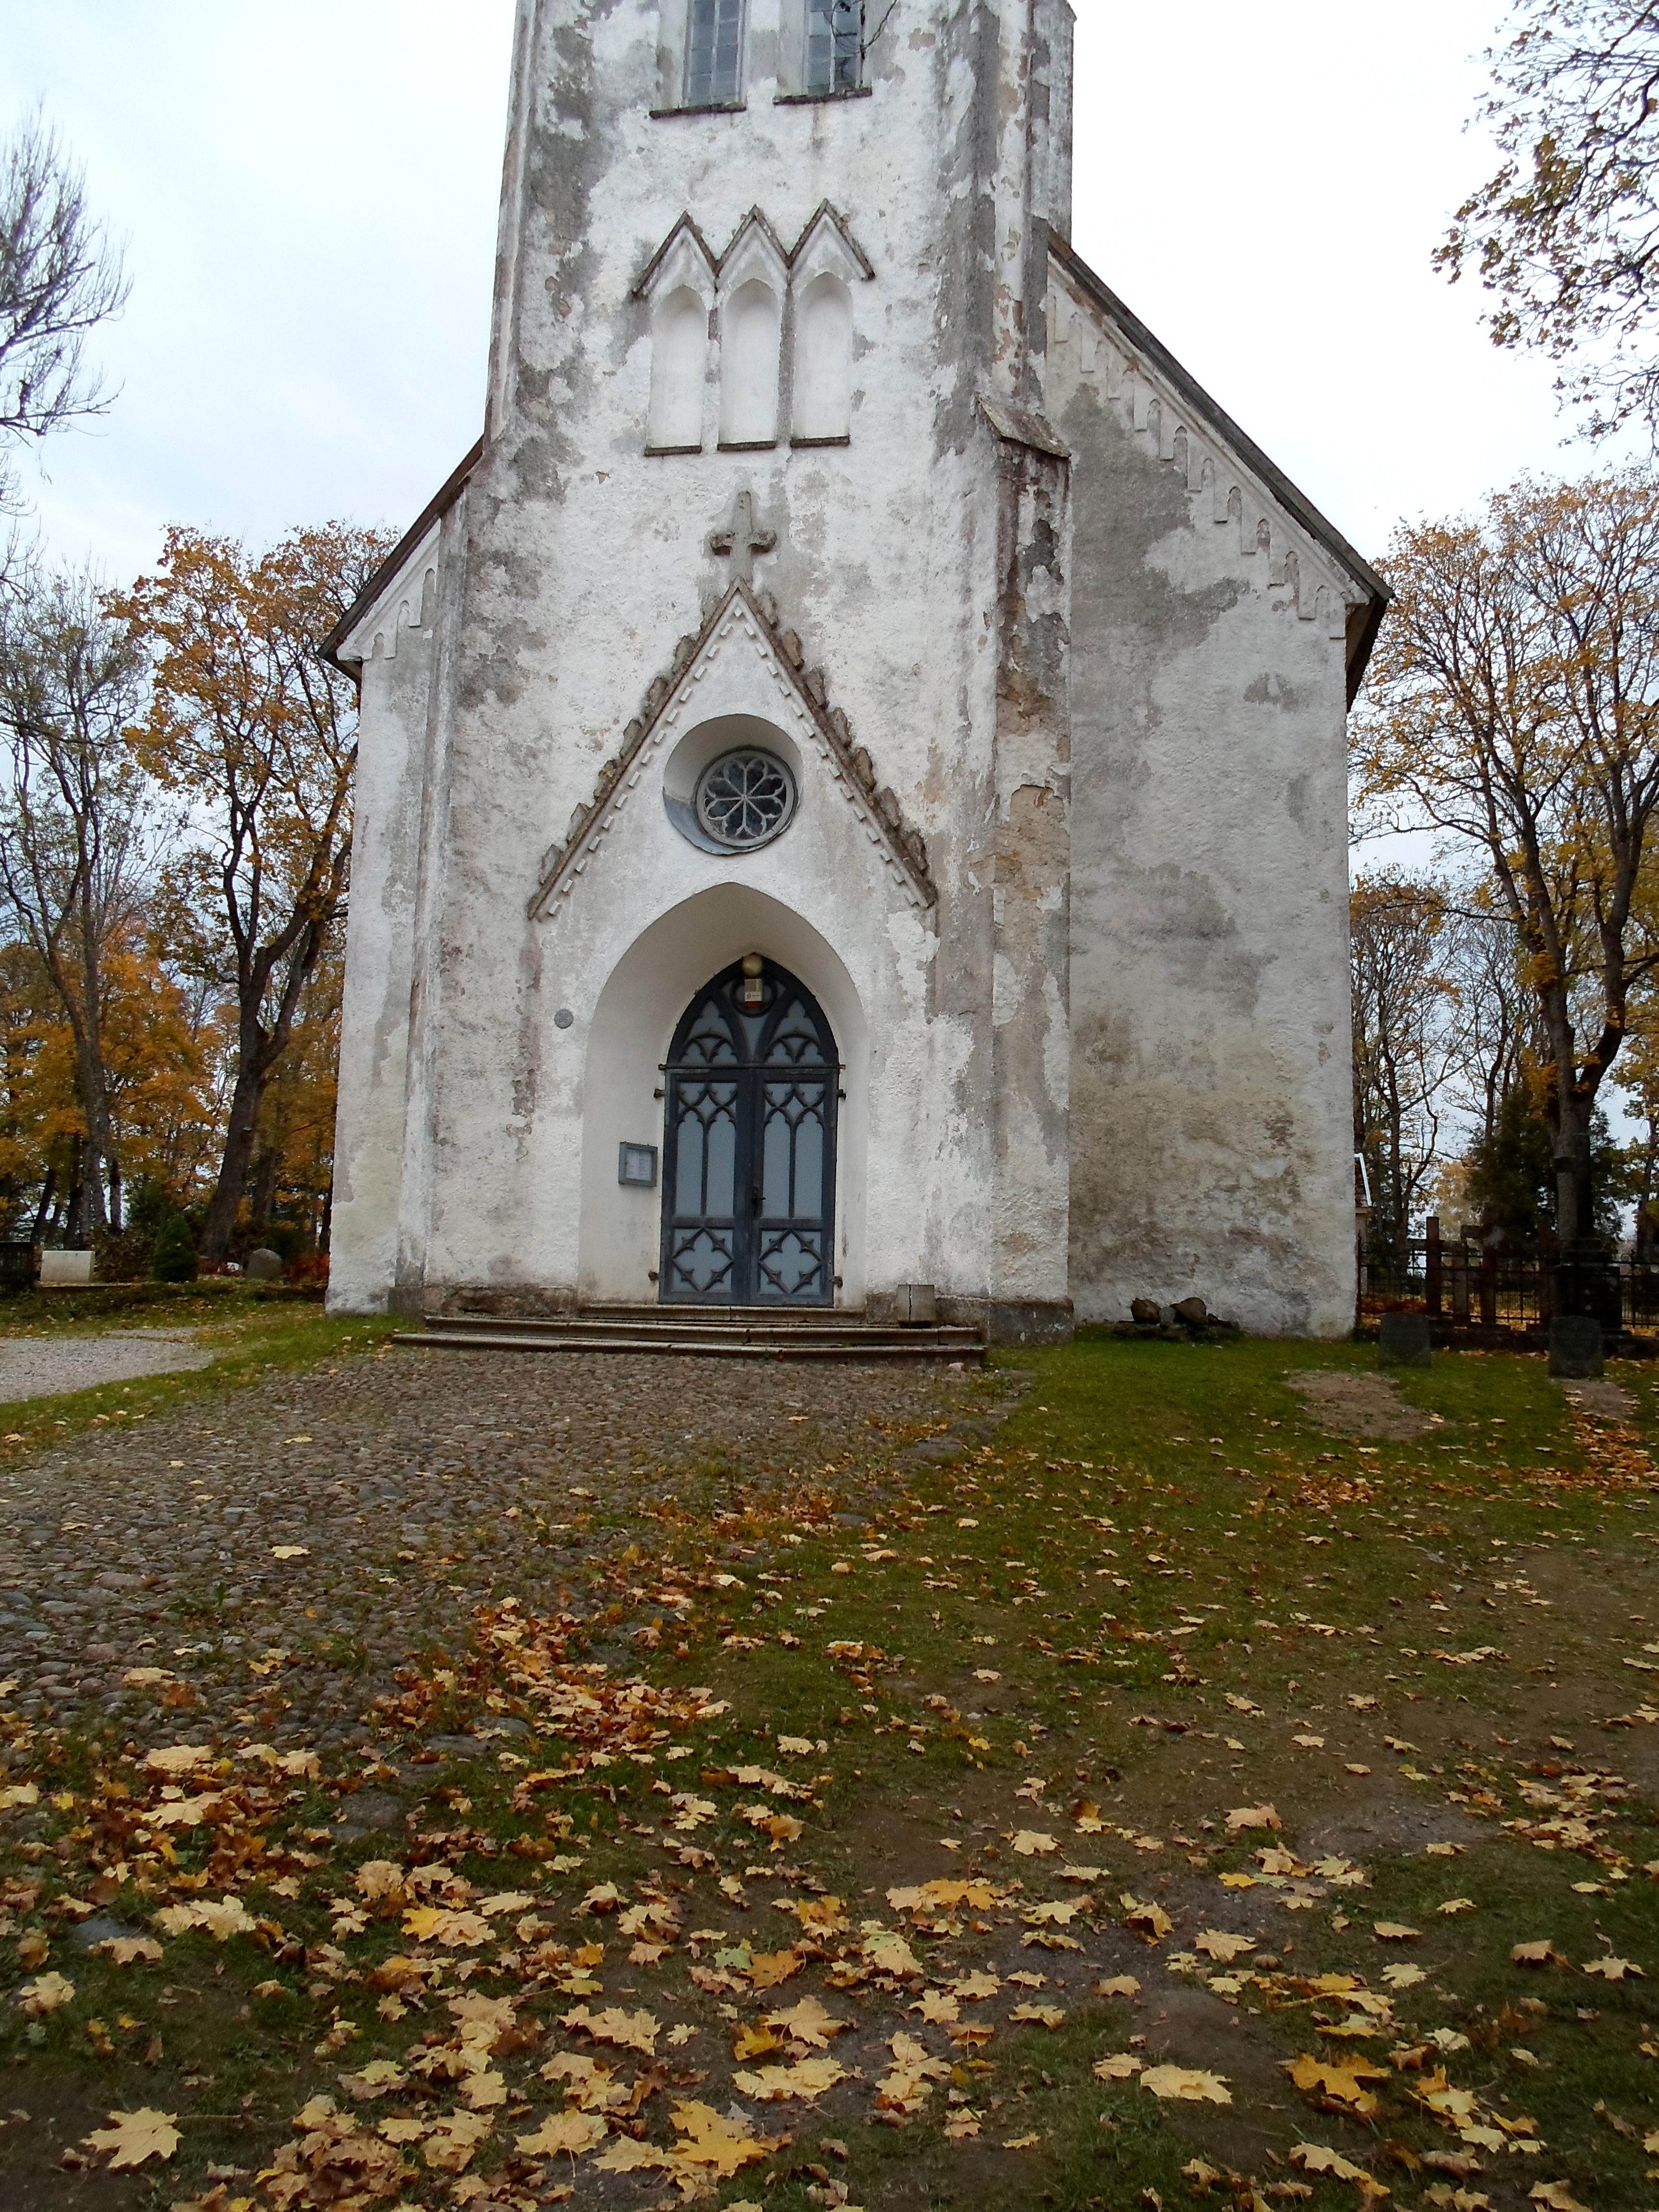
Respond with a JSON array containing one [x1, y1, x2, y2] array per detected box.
[[661, 956, 838, 1305]]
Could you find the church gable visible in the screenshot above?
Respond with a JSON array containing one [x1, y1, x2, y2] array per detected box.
[[527, 566, 936, 924], [335, 529, 440, 669], [1047, 240, 1387, 702]]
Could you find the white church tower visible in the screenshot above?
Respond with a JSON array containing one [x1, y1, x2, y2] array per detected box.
[[324, 0, 1385, 1341]]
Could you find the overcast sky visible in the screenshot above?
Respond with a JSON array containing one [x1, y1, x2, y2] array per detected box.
[[0, 0, 1623, 589]]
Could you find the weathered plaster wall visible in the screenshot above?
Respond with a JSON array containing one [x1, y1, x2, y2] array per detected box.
[[328, 0, 1076, 1327], [328, 527, 445, 1315], [1050, 264, 1358, 1337]]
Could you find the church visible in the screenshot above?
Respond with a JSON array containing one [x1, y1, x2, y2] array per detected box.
[[323, 0, 1385, 1343]]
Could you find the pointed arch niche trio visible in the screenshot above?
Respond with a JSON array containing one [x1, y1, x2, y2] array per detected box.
[[635, 204, 872, 456]]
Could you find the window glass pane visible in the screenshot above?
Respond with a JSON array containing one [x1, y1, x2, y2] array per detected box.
[[805, 0, 862, 93], [687, 0, 744, 105]]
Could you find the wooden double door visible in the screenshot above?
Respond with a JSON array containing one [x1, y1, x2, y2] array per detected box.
[[660, 959, 838, 1305]]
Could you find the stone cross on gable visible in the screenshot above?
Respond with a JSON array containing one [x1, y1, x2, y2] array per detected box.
[[708, 488, 777, 587]]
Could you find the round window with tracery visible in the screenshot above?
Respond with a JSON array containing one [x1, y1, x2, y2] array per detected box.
[[694, 748, 797, 851]]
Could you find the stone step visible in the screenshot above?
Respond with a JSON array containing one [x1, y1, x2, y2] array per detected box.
[[394, 1311, 983, 1363], [425, 1305, 975, 1325]]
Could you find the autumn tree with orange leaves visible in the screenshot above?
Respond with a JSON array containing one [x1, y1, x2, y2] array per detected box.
[[0, 562, 155, 1237], [1354, 469, 1659, 1246], [120, 522, 392, 1265]]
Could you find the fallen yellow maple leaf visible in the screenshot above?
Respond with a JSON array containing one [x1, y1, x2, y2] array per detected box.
[[90, 1936, 162, 1967], [1226, 1803, 1282, 1832], [143, 1745, 212, 1776], [1285, 2052, 1386, 2116], [476, 1890, 536, 1918], [422, 2109, 491, 2173], [592, 2137, 671, 2173], [1141, 2064, 1231, 2104], [860, 1926, 922, 1977], [1011, 1830, 1058, 1856], [1195, 1929, 1256, 1962], [733, 2023, 783, 2060], [83, 2108, 180, 2169], [732, 2056, 846, 2101], [1120, 1893, 1173, 1941], [17, 1971, 74, 2014], [1093, 2052, 1142, 2080], [154, 1898, 257, 1941], [745, 1948, 805, 1988], [338, 2059, 407, 2100], [513, 2110, 606, 2157], [1292, 2141, 1388, 2196], [401, 1905, 493, 1948], [354, 1859, 406, 1902], [561, 2003, 661, 2054], [668, 2099, 783, 2177], [764, 1994, 849, 2046]]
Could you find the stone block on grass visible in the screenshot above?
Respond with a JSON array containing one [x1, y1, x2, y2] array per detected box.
[[1378, 1312, 1431, 1367], [1548, 1313, 1603, 1379]]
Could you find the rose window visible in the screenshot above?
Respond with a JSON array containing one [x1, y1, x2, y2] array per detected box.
[[694, 748, 797, 851]]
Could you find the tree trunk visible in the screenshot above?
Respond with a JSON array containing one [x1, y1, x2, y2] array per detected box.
[[1554, 1084, 1597, 1243], [28, 1166, 53, 1246], [200, 916, 332, 1265], [200, 1049, 264, 1264], [63, 1137, 85, 1246]]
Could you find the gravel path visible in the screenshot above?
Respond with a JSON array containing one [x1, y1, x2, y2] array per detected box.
[[0, 1328, 215, 1403], [0, 1341, 985, 1746]]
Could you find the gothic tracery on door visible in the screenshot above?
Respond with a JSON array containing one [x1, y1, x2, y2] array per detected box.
[[661, 958, 838, 1305]]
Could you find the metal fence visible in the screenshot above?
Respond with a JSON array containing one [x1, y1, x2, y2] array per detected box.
[[1358, 1222, 1659, 1334]]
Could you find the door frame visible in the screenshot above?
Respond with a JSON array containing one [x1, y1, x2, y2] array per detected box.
[[658, 957, 840, 1306]]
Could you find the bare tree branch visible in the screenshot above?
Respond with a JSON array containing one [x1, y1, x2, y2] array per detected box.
[[0, 108, 129, 442]]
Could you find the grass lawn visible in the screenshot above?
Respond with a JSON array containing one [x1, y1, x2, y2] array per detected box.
[[0, 1330, 1656, 2212]]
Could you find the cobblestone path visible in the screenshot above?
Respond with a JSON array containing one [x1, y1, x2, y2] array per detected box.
[[0, 1342, 979, 1745]]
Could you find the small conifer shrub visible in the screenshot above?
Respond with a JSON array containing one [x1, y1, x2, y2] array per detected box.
[[151, 1214, 198, 1283]]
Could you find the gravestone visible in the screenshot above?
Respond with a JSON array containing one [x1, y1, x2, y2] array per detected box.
[[1378, 1312, 1431, 1367], [244, 1248, 284, 1282], [1548, 1313, 1603, 1379], [39, 1250, 92, 1287]]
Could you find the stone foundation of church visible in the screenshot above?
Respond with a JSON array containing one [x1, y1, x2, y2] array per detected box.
[[385, 1283, 1074, 1346]]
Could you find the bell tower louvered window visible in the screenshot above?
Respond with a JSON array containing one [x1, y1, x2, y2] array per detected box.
[[686, 0, 744, 106], [805, 0, 862, 94]]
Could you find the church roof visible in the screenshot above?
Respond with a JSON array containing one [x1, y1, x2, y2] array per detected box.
[[320, 434, 482, 673], [1050, 236, 1390, 706]]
